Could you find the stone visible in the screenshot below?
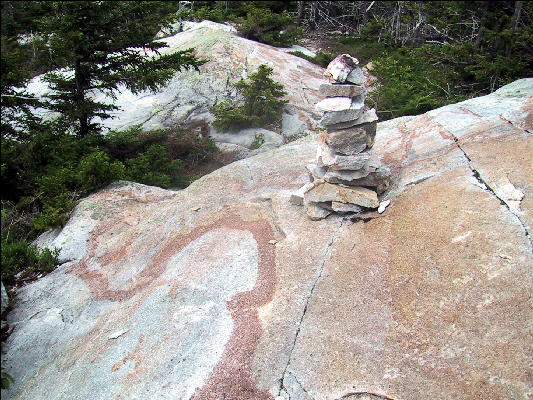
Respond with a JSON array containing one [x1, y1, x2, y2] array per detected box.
[[1, 281, 8, 314], [323, 107, 378, 131], [345, 66, 365, 85], [377, 199, 391, 213], [319, 83, 366, 98], [289, 181, 318, 206], [23, 21, 325, 157], [318, 95, 365, 126], [323, 54, 359, 83], [331, 202, 363, 213], [304, 181, 379, 208], [319, 143, 381, 171], [2, 79, 532, 400], [324, 120, 377, 154], [304, 201, 332, 220]]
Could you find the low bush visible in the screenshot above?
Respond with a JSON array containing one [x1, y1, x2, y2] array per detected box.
[[211, 64, 287, 131]]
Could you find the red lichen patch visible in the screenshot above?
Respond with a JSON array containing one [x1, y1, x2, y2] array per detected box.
[[68, 205, 278, 398], [520, 97, 533, 130]]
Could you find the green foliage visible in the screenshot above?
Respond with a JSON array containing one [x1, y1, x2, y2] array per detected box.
[[1, 341, 14, 389], [125, 145, 181, 188], [250, 132, 265, 150], [36, 1, 205, 136], [212, 64, 287, 131], [1, 236, 59, 284], [236, 6, 302, 47], [288, 50, 335, 67]]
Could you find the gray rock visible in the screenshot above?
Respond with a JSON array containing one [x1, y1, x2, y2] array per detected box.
[[304, 181, 379, 208], [331, 201, 363, 213], [304, 201, 332, 220], [318, 95, 365, 126], [322, 107, 378, 131], [325, 120, 377, 155], [319, 83, 366, 98], [346, 66, 365, 85], [1, 281, 8, 314], [319, 144, 381, 171]]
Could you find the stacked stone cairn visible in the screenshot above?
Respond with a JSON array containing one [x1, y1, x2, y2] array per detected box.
[[291, 54, 391, 220]]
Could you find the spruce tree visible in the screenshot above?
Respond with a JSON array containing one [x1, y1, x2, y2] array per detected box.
[[38, 1, 204, 136]]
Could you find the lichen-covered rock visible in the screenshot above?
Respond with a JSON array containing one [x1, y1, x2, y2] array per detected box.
[[319, 82, 366, 97], [323, 54, 359, 83], [3, 79, 532, 400], [304, 181, 379, 208]]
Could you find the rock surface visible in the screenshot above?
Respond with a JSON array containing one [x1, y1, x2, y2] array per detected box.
[[2, 79, 532, 400], [25, 21, 325, 156]]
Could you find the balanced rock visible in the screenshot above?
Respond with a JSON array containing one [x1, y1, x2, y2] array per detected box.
[[319, 82, 366, 98], [317, 95, 365, 126], [331, 201, 363, 213], [346, 66, 366, 85], [304, 200, 332, 220], [323, 54, 359, 83], [318, 145, 381, 171], [304, 181, 379, 208]]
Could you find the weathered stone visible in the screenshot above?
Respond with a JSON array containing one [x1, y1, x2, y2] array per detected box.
[[319, 143, 381, 172], [323, 54, 359, 83], [345, 66, 365, 85], [304, 201, 332, 220], [319, 83, 366, 98], [304, 181, 379, 208], [325, 121, 377, 154], [318, 95, 365, 126], [289, 182, 317, 206], [323, 107, 378, 131], [1, 281, 8, 314], [331, 202, 363, 213], [325, 165, 392, 194]]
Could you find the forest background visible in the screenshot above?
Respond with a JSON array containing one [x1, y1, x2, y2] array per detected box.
[[1, 1, 532, 290]]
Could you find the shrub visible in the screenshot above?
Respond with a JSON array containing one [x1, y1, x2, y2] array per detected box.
[[1, 236, 59, 285], [236, 6, 302, 47], [211, 64, 287, 131], [288, 50, 335, 67]]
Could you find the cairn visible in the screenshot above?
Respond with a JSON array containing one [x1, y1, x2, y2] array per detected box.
[[291, 54, 391, 220]]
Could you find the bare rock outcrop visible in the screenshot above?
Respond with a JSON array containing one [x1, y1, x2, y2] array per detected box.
[[25, 21, 326, 159], [2, 79, 532, 400]]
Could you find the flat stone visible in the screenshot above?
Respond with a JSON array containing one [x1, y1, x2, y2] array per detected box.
[[323, 107, 378, 131], [304, 201, 332, 220], [331, 202, 363, 213], [346, 66, 365, 85], [319, 144, 381, 172], [323, 54, 359, 83], [319, 83, 366, 98], [319, 95, 365, 126], [304, 182, 379, 208], [325, 121, 377, 155]]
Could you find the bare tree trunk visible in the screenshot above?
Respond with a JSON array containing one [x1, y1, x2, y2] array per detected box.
[[505, 1, 522, 57], [297, 1, 304, 26]]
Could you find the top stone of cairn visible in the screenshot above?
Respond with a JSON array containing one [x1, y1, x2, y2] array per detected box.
[[323, 54, 359, 83]]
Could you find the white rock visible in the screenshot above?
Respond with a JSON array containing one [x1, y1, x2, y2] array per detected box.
[[378, 199, 391, 214]]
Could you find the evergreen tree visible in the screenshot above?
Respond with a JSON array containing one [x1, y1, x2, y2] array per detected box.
[[38, 1, 204, 136]]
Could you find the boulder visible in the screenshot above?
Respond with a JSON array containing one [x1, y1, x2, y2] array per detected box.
[[3, 79, 532, 400], [24, 21, 325, 155]]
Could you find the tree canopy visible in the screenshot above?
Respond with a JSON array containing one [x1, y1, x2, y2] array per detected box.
[[36, 1, 204, 136]]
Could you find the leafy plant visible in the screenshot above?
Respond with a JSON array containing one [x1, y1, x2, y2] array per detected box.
[[250, 132, 265, 150], [211, 64, 287, 131]]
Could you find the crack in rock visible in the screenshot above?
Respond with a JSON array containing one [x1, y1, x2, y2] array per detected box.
[[278, 219, 345, 396], [452, 136, 532, 250], [334, 392, 396, 400]]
